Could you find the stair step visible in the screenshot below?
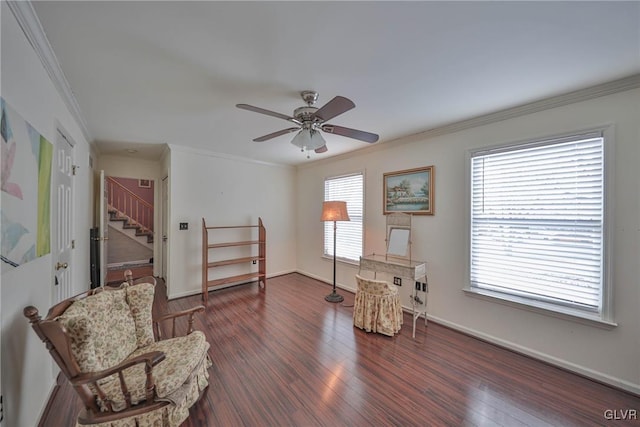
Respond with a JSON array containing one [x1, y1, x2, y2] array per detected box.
[[108, 207, 154, 245]]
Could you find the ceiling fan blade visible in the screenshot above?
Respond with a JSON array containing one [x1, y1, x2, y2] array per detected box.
[[321, 124, 379, 143], [314, 145, 328, 154], [312, 96, 355, 122], [253, 127, 300, 142], [236, 104, 301, 124]]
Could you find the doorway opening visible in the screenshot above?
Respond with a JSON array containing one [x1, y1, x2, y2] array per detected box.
[[105, 176, 154, 284]]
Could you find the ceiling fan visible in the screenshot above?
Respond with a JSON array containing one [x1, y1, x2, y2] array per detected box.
[[236, 91, 379, 155]]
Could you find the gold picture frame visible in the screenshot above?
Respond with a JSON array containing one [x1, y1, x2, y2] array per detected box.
[[383, 166, 434, 215]]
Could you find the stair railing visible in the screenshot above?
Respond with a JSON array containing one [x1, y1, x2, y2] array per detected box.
[[106, 177, 154, 233]]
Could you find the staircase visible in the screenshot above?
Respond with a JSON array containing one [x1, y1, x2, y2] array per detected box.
[[108, 207, 154, 245], [106, 176, 154, 249]]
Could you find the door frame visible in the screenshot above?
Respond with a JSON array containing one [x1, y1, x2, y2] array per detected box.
[[99, 170, 108, 286], [160, 176, 168, 281]]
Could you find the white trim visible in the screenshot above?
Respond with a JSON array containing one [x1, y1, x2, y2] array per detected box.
[[427, 314, 640, 396], [462, 288, 617, 329], [7, 1, 92, 144], [299, 74, 640, 170], [295, 269, 355, 293], [167, 143, 294, 169], [600, 124, 616, 322]]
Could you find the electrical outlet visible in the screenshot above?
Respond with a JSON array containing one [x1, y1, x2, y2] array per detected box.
[[422, 282, 428, 292], [393, 277, 402, 286], [415, 281, 421, 290], [179, 222, 188, 230]]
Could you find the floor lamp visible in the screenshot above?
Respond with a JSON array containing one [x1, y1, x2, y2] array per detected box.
[[321, 201, 350, 303]]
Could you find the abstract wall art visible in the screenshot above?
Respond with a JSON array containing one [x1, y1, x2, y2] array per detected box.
[[1, 98, 53, 271]]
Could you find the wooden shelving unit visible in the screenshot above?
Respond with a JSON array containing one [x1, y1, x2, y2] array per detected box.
[[201, 218, 266, 303]]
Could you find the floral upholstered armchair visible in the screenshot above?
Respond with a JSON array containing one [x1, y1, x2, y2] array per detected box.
[[24, 273, 211, 426], [353, 274, 403, 336]]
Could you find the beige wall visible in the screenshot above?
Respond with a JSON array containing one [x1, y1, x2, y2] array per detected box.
[[166, 146, 298, 299], [296, 88, 640, 393]]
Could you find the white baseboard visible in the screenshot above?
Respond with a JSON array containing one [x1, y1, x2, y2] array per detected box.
[[295, 269, 357, 293], [167, 269, 297, 300], [428, 314, 640, 396]]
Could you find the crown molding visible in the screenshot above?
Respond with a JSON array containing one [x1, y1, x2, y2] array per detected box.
[[168, 144, 295, 170], [300, 73, 640, 169], [411, 74, 640, 140], [7, 1, 93, 143]]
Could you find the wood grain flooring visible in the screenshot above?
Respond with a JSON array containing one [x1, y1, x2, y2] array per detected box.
[[39, 273, 640, 426]]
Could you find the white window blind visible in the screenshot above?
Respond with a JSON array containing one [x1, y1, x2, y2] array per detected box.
[[470, 133, 605, 313], [324, 173, 363, 262]]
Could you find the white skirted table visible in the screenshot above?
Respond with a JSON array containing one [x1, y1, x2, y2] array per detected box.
[[359, 254, 428, 338]]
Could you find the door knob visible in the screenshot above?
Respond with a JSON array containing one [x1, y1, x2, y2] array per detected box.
[[55, 262, 68, 270]]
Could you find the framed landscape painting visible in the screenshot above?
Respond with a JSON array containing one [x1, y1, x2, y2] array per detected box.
[[383, 166, 434, 215]]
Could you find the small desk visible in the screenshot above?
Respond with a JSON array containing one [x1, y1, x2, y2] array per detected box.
[[359, 254, 428, 338]]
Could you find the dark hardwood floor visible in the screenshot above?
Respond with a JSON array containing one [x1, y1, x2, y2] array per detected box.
[[40, 273, 640, 426]]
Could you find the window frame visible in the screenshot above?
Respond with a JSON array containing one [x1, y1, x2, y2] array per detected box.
[[464, 126, 615, 327], [323, 171, 365, 265]]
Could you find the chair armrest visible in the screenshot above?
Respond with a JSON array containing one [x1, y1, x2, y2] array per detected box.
[[71, 351, 166, 412], [153, 305, 205, 339]]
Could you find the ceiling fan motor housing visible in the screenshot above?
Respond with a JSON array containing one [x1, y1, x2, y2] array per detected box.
[[293, 106, 320, 124]]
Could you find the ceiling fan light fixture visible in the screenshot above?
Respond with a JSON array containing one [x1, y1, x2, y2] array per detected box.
[[291, 128, 325, 151]]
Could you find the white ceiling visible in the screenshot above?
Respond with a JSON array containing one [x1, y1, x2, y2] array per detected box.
[[31, 1, 640, 165]]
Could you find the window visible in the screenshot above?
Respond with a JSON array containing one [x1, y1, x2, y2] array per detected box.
[[468, 130, 609, 320], [324, 173, 364, 263]]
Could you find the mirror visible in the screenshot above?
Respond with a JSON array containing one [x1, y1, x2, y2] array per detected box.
[[387, 227, 410, 258]]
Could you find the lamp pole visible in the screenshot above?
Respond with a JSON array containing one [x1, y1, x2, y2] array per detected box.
[[325, 219, 344, 302]]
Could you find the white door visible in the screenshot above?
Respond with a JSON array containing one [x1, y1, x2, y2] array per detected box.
[[53, 130, 74, 303], [161, 176, 168, 280], [99, 170, 109, 286]]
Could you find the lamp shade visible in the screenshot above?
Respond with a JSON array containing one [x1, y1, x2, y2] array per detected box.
[[321, 201, 350, 222]]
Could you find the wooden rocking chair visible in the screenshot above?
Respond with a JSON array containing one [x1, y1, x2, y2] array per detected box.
[[24, 271, 211, 426]]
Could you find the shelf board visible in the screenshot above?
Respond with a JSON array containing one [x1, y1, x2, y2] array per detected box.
[[205, 272, 265, 288], [207, 240, 260, 249], [207, 256, 264, 268], [205, 225, 259, 230]]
